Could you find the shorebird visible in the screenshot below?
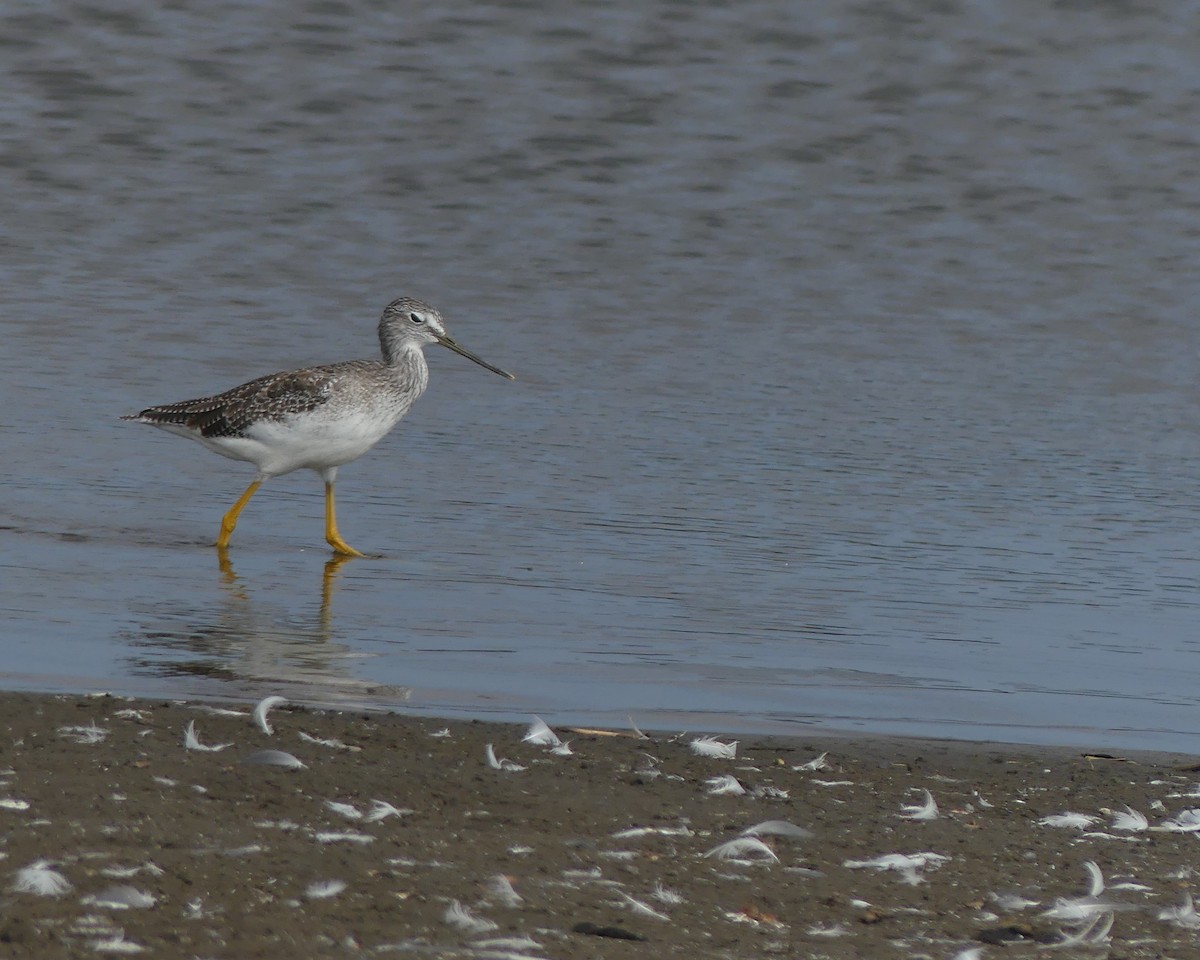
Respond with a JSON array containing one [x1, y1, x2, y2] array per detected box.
[[122, 296, 514, 556]]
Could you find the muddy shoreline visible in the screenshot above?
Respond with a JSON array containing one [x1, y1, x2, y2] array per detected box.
[[1, 692, 1198, 957]]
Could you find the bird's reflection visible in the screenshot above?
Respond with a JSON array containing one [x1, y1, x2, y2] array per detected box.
[[216, 546, 247, 599], [118, 548, 391, 697], [319, 554, 355, 631], [216, 548, 355, 635]]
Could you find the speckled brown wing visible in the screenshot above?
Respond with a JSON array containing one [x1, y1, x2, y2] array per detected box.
[[126, 367, 337, 439]]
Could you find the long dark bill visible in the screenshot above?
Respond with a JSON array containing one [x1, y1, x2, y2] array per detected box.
[[436, 334, 516, 380]]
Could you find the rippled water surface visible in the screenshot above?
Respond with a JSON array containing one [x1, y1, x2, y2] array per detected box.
[[6, 0, 1200, 750]]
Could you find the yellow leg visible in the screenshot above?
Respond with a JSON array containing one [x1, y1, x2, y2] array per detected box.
[[325, 481, 367, 557], [217, 480, 261, 549]]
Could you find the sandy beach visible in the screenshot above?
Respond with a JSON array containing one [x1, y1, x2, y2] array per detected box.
[[1, 692, 1198, 957]]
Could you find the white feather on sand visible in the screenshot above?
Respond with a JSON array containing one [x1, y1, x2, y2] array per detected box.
[[11, 860, 71, 896], [81, 885, 157, 909], [741, 820, 812, 839], [1041, 861, 1134, 922], [611, 825, 693, 839], [443, 899, 499, 934], [183, 720, 231, 752], [88, 932, 146, 954], [99, 863, 163, 879], [704, 837, 780, 863], [1037, 812, 1098, 829], [793, 752, 830, 771], [298, 731, 359, 752], [988, 890, 1039, 911], [253, 696, 288, 735], [482, 874, 523, 907], [617, 892, 670, 920], [485, 744, 526, 772], [806, 923, 848, 937], [1159, 892, 1200, 928], [1156, 808, 1200, 832], [58, 722, 108, 745], [705, 774, 746, 796], [365, 800, 410, 822], [522, 716, 561, 747], [1108, 805, 1148, 832], [470, 937, 543, 954], [313, 831, 374, 845], [898, 789, 939, 821], [689, 736, 738, 759], [190, 705, 245, 718], [242, 749, 305, 770], [843, 852, 949, 885], [305, 879, 347, 899], [1052, 912, 1114, 947], [324, 800, 362, 820]]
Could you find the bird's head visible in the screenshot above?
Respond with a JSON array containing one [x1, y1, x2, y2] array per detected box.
[[380, 297, 514, 379]]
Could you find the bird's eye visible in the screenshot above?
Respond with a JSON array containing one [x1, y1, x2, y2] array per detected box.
[[409, 313, 425, 325]]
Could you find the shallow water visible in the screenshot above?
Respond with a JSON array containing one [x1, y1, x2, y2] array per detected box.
[[5, 0, 1200, 751]]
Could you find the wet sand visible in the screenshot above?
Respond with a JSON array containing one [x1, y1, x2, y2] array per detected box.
[[1, 693, 1198, 957]]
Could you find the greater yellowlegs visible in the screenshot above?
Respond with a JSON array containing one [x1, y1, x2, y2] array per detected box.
[[122, 296, 514, 556]]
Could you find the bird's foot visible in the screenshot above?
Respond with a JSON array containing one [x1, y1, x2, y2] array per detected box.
[[326, 535, 368, 558]]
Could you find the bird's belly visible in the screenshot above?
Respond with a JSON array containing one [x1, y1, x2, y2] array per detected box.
[[220, 406, 404, 477]]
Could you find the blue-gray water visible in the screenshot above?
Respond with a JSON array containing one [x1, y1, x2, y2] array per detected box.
[[5, 0, 1200, 751]]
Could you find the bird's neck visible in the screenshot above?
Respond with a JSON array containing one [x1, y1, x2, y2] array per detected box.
[[381, 341, 430, 394]]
